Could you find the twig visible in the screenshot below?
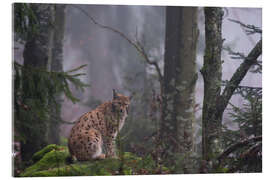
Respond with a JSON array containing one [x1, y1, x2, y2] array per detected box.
[[221, 81, 262, 91], [228, 18, 262, 35], [223, 46, 246, 59], [70, 4, 163, 84], [14, 62, 87, 77], [236, 85, 262, 91]]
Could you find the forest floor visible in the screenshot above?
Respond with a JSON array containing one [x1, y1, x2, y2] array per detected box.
[[18, 144, 170, 177]]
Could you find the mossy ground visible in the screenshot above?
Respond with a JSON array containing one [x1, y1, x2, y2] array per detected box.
[[20, 144, 170, 177]]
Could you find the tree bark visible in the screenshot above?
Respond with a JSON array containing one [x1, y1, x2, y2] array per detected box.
[[161, 7, 198, 169], [21, 4, 54, 161], [201, 7, 223, 162], [48, 4, 66, 144], [201, 7, 262, 165]]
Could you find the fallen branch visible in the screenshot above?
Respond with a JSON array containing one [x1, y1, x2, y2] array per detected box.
[[226, 142, 262, 173], [218, 135, 262, 162]]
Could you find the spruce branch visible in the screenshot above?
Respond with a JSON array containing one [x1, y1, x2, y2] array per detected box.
[[14, 62, 89, 104], [217, 136, 262, 162], [227, 141, 262, 173], [66, 64, 87, 73]]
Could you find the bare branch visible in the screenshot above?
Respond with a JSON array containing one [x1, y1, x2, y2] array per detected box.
[[223, 45, 262, 74], [228, 18, 262, 35], [70, 4, 163, 83], [221, 81, 262, 93], [223, 46, 246, 59], [250, 60, 262, 73], [218, 136, 262, 162], [218, 39, 262, 113]]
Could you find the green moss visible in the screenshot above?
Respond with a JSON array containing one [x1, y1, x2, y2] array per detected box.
[[21, 145, 69, 177], [20, 144, 169, 177], [27, 164, 88, 177], [32, 144, 58, 162]]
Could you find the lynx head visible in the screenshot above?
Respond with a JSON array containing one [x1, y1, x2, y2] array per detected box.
[[111, 89, 131, 115]]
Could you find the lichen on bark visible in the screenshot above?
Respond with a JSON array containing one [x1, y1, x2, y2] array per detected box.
[[201, 7, 224, 162], [161, 7, 198, 171]]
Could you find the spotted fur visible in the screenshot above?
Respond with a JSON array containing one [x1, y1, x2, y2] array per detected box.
[[68, 90, 131, 161]]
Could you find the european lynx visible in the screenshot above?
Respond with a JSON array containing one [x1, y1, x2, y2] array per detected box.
[[68, 90, 131, 161]]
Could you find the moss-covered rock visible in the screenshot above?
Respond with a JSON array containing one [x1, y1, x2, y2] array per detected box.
[[32, 144, 59, 162], [20, 145, 69, 176], [20, 144, 169, 177]]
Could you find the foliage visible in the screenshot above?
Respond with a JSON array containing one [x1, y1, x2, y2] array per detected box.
[[229, 87, 262, 138], [13, 3, 90, 163], [14, 62, 88, 146], [219, 87, 262, 172], [13, 3, 39, 42], [20, 144, 170, 177]]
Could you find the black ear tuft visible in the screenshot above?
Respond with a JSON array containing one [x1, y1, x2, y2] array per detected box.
[[129, 92, 135, 100], [113, 89, 119, 100]]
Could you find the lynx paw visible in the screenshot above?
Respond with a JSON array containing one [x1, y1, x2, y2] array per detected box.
[[96, 153, 106, 160]]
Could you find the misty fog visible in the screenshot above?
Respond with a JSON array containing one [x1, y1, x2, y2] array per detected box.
[[58, 5, 261, 136]]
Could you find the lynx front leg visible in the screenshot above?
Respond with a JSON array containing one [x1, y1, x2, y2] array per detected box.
[[104, 136, 117, 158]]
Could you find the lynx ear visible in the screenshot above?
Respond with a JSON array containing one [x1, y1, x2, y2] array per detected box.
[[129, 92, 135, 100], [113, 89, 119, 100]]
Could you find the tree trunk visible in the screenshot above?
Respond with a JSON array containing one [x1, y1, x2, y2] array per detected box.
[[200, 8, 262, 171], [21, 4, 54, 161], [48, 4, 66, 145], [200, 7, 223, 163], [161, 7, 198, 170]]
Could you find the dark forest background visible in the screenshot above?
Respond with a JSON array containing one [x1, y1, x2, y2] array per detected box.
[[12, 3, 262, 176]]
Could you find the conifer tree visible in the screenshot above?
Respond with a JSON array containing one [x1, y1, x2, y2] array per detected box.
[[13, 3, 88, 161]]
